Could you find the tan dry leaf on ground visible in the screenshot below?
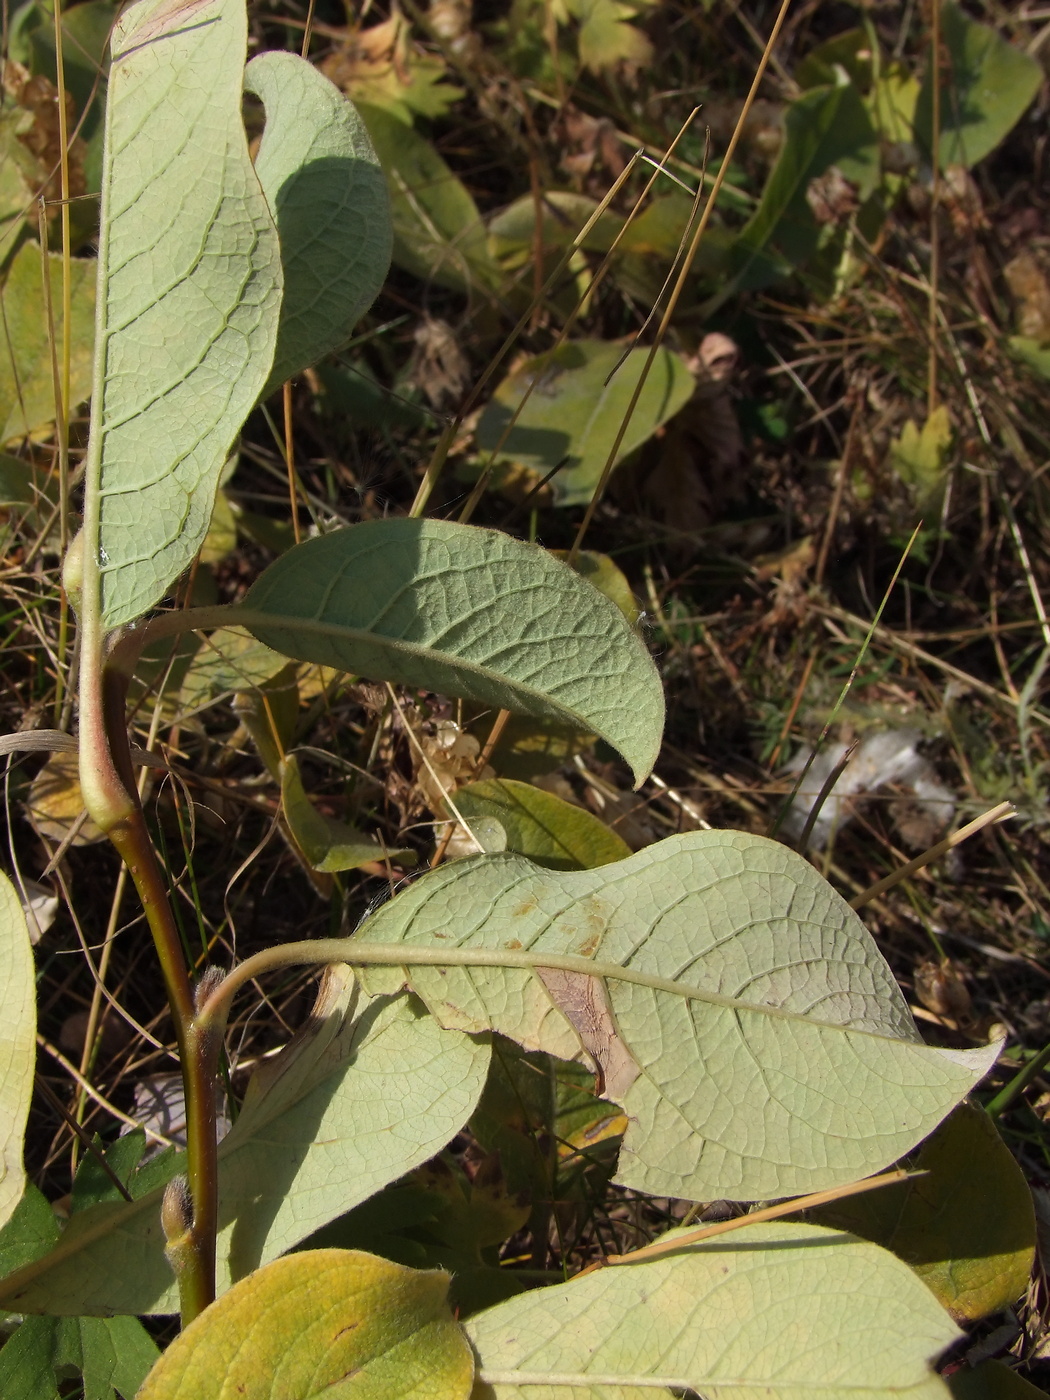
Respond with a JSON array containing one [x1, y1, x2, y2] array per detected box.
[[1005, 251, 1050, 344]]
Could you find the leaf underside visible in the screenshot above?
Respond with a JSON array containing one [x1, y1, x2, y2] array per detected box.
[[0, 872, 36, 1233], [0, 984, 490, 1316], [356, 830, 998, 1201], [91, 0, 283, 629], [241, 517, 665, 786], [467, 1220, 960, 1400]]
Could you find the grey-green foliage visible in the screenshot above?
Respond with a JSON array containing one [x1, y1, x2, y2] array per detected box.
[[240, 518, 665, 786], [466, 1220, 962, 1400], [356, 830, 998, 1200], [88, 0, 389, 629], [246, 52, 391, 395], [0, 983, 489, 1316]]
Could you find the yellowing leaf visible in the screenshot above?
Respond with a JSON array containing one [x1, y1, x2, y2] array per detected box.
[[136, 1250, 474, 1399], [467, 1220, 960, 1400], [888, 405, 952, 513], [567, 0, 653, 72], [27, 749, 103, 846], [811, 1104, 1035, 1322], [0, 242, 94, 445], [0, 872, 34, 1233], [453, 778, 631, 870]]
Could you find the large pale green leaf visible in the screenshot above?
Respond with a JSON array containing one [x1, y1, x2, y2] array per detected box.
[[0, 870, 35, 1233], [0, 242, 95, 445], [0, 982, 490, 1315], [355, 830, 999, 1201], [453, 778, 631, 870], [475, 339, 695, 508], [245, 53, 391, 396], [357, 102, 500, 293], [88, 0, 282, 629], [0, 1314, 159, 1400], [915, 2, 1042, 171], [137, 1250, 473, 1400], [811, 1104, 1035, 1322], [466, 1220, 960, 1400], [725, 78, 878, 295], [239, 518, 664, 786]]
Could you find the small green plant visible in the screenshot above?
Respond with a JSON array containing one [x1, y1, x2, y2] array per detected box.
[[0, 0, 1034, 1396]]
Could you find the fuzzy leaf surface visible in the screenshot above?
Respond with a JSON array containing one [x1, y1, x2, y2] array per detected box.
[[245, 53, 391, 395], [241, 518, 664, 786], [466, 1220, 960, 1400], [137, 1250, 473, 1400], [0, 983, 490, 1315], [0, 870, 35, 1232], [356, 830, 999, 1200], [88, 0, 283, 628]]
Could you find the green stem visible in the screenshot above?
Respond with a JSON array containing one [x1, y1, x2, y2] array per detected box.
[[986, 1038, 1050, 1120], [79, 646, 218, 1322], [194, 936, 960, 1047]]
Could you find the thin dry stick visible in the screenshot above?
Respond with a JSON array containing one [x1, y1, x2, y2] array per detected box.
[[38, 205, 72, 727], [580, 1169, 918, 1274], [850, 800, 1014, 910], [37, 1033, 174, 1146], [927, 0, 941, 416], [382, 684, 483, 863], [283, 380, 302, 546], [457, 111, 702, 524], [569, 0, 794, 563], [430, 708, 513, 866], [768, 651, 816, 770], [814, 392, 861, 587], [409, 148, 647, 518]]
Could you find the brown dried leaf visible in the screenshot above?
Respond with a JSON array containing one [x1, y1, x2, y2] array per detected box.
[[536, 968, 638, 1100], [1005, 251, 1050, 345]]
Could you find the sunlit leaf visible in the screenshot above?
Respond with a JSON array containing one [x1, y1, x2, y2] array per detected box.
[[136, 1250, 473, 1400], [467, 1220, 960, 1400], [87, 0, 282, 629], [725, 78, 878, 296], [0, 872, 35, 1232], [0, 981, 489, 1315], [357, 102, 499, 293], [810, 1104, 1035, 1322], [245, 51, 390, 395], [178, 627, 288, 714], [356, 830, 999, 1201], [0, 242, 94, 445], [453, 778, 631, 870], [239, 518, 664, 787], [475, 339, 695, 508], [888, 405, 952, 513], [565, 0, 654, 72], [281, 753, 414, 873], [915, 2, 1042, 170]]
